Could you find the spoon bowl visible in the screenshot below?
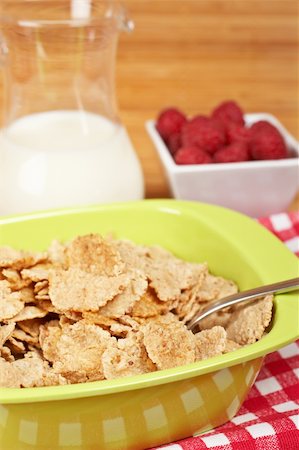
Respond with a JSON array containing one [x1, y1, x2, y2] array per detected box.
[[187, 277, 299, 332]]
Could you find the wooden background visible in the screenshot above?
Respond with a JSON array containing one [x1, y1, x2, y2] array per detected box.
[[0, 0, 298, 209]]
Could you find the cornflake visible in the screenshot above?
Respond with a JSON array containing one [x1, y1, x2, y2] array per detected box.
[[6, 336, 26, 354], [0, 322, 15, 347], [0, 246, 46, 270], [66, 234, 124, 276], [21, 264, 51, 283], [47, 240, 67, 267], [19, 287, 36, 304], [1, 346, 14, 362], [0, 233, 274, 388], [144, 247, 207, 302], [195, 326, 228, 360], [11, 328, 39, 347], [11, 306, 48, 322], [98, 272, 147, 318], [102, 331, 156, 379], [18, 318, 44, 337], [49, 268, 133, 312], [2, 268, 30, 291], [141, 313, 197, 370], [0, 280, 24, 320], [226, 295, 273, 345], [132, 288, 169, 318], [41, 320, 115, 383], [0, 351, 67, 388]]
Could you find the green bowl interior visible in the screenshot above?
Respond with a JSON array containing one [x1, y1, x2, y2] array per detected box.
[[0, 200, 298, 403]]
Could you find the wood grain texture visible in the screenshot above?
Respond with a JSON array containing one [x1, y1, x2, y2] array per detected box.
[[0, 0, 298, 209]]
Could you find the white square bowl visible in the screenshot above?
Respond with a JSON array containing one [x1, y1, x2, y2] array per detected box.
[[146, 113, 299, 217]]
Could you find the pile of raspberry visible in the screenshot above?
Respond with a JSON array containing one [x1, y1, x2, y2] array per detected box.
[[156, 101, 289, 165]]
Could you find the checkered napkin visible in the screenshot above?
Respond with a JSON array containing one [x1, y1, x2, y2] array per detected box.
[[154, 211, 299, 450]]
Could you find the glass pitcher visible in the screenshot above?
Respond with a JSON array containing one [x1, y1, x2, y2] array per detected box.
[[0, 0, 144, 215]]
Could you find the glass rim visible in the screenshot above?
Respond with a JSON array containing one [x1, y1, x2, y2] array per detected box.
[[0, 0, 132, 29], [1, 18, 116, 29]]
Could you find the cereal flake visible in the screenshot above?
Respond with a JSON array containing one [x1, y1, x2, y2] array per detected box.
[[195, 326, 227, 360], [0, 280, 24, 320], [141, 313, 197, 370], [226, 295, 273, 345]]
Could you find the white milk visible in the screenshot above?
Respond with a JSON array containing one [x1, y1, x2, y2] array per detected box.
[[0, 110, 144, 215]]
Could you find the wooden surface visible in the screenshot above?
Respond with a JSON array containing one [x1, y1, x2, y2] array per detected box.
[[116, 0, 299, 210], [0, 0, 298, 210]]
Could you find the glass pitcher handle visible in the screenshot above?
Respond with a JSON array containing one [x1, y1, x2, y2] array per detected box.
[[121, 16, 134, 32], [0, 34, 8, 64], [119, 4, 134, 33]]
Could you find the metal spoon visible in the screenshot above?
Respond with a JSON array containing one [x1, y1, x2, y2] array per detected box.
[[187, 277, 299, 333]]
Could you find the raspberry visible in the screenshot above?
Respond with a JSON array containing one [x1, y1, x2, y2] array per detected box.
[[211, 117, 227, 135], [181, 116, 226, 154], [250, 131, 287, 160], [213, 142, 250, 163], [156, 108, 187, 141], [167, 131, 182, 155], [212, 100, 245, 126], [226, 123, 250, 144], [249, 121, 288, 160], [249, 120, 278, 136], [175, 146, 212, 165]]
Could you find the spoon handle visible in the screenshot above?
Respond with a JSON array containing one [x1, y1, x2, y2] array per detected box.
[[187, 277, 299, 332]]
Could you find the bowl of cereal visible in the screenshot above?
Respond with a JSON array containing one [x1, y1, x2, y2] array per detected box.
[[0, 200, 298, 450]]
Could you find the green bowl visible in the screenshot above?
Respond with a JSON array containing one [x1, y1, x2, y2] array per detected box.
[[0, 200, 298, 450]]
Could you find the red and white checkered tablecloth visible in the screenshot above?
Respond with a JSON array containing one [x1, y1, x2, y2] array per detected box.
[[154, 211, 299, 450]]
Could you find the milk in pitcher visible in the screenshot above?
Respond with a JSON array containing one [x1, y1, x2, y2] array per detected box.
[[0, 110, 144, 215]]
